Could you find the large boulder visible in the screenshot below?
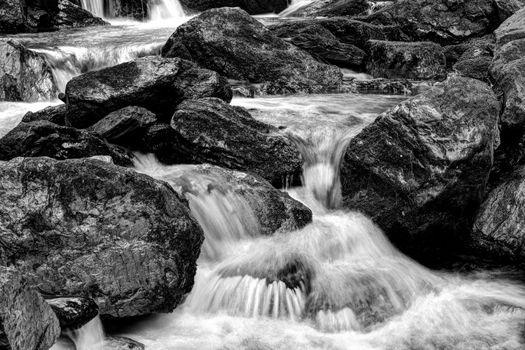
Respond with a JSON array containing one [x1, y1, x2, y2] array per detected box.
[[494, 0, 525, 21], [363, 0, 500, 45], [179, 0, 288, 15], [0, 40, 59, 102], [170, 98, 303, 187], [473, 166, 525, 263], [65, 56, 232, 128], [51, 0, 107, 28], [341, 76, 500, 260], [365, 40, 447, 80], [161, 8, 343, 95], [284, 0, 369, 17], [270, 22, 366, 69], [447, 35, 494, 81], [0, 0, 25, 33], [22, 103, 67, 125], [0, 267, 60, 350], [0, 157, 204, 318], [0, 121, 134, 166]]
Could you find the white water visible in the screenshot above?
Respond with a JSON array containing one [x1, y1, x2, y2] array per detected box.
[[80, 0, 105, 18], [0, 100, 62, 138], [279, 0, 317, 17], [149, 0, 186, 21]]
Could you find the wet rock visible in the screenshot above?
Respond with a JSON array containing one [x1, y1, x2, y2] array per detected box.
[[141, 123, 193, 165], [88, 106, 157, 147], [341, 76, 500, 260], [473, 165, 525, 263], [0, 40, 59, 102], [164, 164, 313, 236], [286, 0, 370, 17], [362, 0, 500, 45], [65, 56, 232, 128], [0, 266, 60, 350], [104, 336, 145, 350], [51, 0, 107, 28], [0, 121, 134, 166], [22, 104, 67, 125], [453, 56, 492, 82], [366, 40, 447, 80], [270, 22, 366, 69], [495, 0, 525, 22], [170, 98, 303, 187], [106, 0, 149, 20], [349, 78, 414, 95], [0, 0, 25, 33], [161, 8, 342, 95], [47, 297, 99, 330], [0, 157, 204, 318], [444, 35, 495, 68], [179, 0, 288, 14]]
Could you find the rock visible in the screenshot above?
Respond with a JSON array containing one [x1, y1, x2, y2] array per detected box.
[[495, 0, 525, 22], [286, 0, 370, 17], [87, 106, 157, 146], [349, 78, 414, 95], [157, 163, 313, 236], [161, 8, 343, 95], [268, 18, 407, 52], [179, 0, 288, 15], [453, 56, 492, 81], [270, 22, 366, 69], [47, 297, 99, 330], [141, 123, 193, 165], [51, 0, 107, 28], [106, 0, 148, 20], [0, 0, 25, 33], [65, 56, 232, 128], [365, 40, 447, 80], [444, 35, 495, 68], [104, 336, 144, 350], [0, 157, 204, 318], [0, 40, 59, 102], [0, 267, 60, 350], [22, 104, 67, 125], [170, 98, 303, 187], [341, 76, 500, 260], [0, 121, 134, 167], [473, 165, 525, 263], [362, 0, 500, 45]]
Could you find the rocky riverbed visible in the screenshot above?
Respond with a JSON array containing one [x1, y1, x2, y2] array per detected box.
[[1, 1, 525, 350]]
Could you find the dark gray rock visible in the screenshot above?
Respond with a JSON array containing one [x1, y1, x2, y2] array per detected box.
[[161, 8, 343, 95], [0, 267, 60, 350], [0, 40, 59, 102], [0, 121, 134, 166], [366, 40, 447, 80], [0, 157, 204, 318], [170, 98, 303, 187], [104, 336, 144, 350], [179, 0, 288, 14], [0, 0, 25, 33], [495, 0, 525, 22], [47, 297, 99, 330], [22, 104, 67, 125], [341, 76, 500, 259], [51, 0, 107, 28], [285, 0, 369, 17], [65, 56, 232, 128], [88, 106, 157, 147]]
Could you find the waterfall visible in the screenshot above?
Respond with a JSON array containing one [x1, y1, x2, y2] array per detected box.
[[279, 0, 317, 17], [149, 0, 186, 21], [80, 0, 105, 18]]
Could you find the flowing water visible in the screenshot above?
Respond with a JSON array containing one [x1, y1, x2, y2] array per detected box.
[[1, 2, 525, 349]]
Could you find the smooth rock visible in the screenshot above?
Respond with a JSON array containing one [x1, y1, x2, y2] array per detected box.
[[65, 56, 232, 128], [170, 98, 303, 187], [0, 266, 60, 350], [0, 157, 204, 318], [341, 76, 500, 260], [47, 297, 99, 330], [0, 120, 134, 166], [161, 8, 343, 95], [0, 40, 58, 102]]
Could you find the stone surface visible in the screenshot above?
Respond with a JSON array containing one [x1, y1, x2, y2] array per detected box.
[[51, 0, 107, 28], [0, 266, 60, 350], [0, 121, 134, 167], [363, 0, 500, 45], [0, 0, 26, 33], [473, 165, 525, 262], [65, 56, 232, 128], [104, 336, 145, 350], [270, 22, 366, 69], [0, 40, 59, 102], [47, 297, 99, 330], [88, 106, 157, 147], [170, 98, 303, 187], [495, 0, 525, 22], [180, 0, 288, 14], [341, 76, 500, 259], [366, 40, 447, 80], [22, 104, 67, 125], [286, 0, 369, 17], [161, 8, 343, 95], [0, 157, 204, 318]]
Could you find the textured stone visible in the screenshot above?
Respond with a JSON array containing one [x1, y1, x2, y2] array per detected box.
[[0, 0, 25, 33], [22, 104, 67, 125], [47, 297, 99, 330], [180, 0, 288, 14]]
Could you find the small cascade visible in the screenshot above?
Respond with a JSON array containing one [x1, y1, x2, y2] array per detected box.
[[279, 0, 316, 17], [80, 0, 105, 18], [64, 316, 105, 350], [149, 0, 186, 21]]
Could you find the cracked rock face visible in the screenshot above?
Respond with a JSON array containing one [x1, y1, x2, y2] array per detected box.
[[0, 266, 60, 350], [0, 157, 204, 318]]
